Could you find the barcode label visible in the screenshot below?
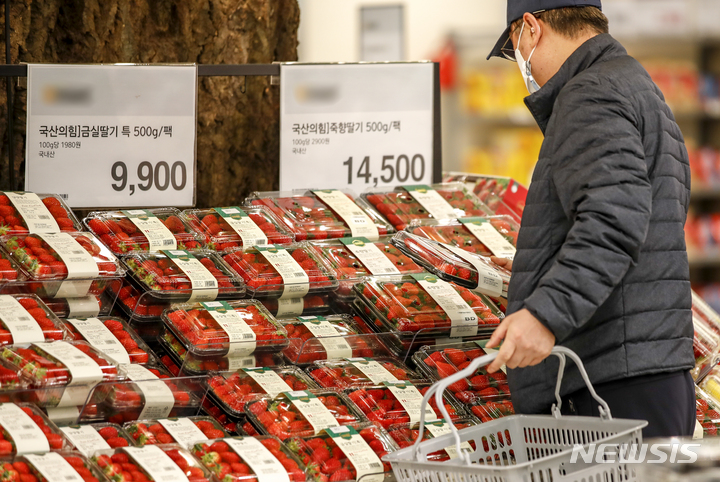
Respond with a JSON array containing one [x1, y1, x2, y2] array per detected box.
[[201, 301, 257, 357], [215, 207, 269, 248], [313, 190, 379, 240], [255, 246, 310, 299], [342, 237, 400, 276], [0, 296, 45, 344], [162, 250, 218, 302], [0, 403, 49, 454], [38, 215, 50, 220], [58, 194, 69, 199], [123, 210, 178, 252]]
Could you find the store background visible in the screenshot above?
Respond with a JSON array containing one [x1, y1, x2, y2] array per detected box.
[[299, 0, 720, 310]]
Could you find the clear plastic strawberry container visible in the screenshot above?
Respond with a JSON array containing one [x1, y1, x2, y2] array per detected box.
[[413, 342, 511, 404], [191, 435, 308, 482], [309, 237, 426, 297], [467, 397, 516, 422], [111, 279, 169, 322], [64, 316, 158, 366], [407, 216, 519, 255], [200, 393, 249, 436], [158, 325, 285, 375], [36, 293, 114, 319], [206, 367, 319, 417], [124, 416, 228, 447], [61, 422, 135, 455], [308, 357, 426, 389], [260, 295, 332, 318], [0, 402, 70, 454], [182, 205, 295, 251], [11, 451, 106, 482], [84, 208, 205, 255], [286, 423, 397, 482], [91, 444, 212, 482], [281, 315, 390, 366], [0, 294, 68, 346], [244, 389, 368, 440], [360, 183, 493, 231], [0, 250, 19, 282], [353, 276, 503, 335], [387, 418, 477, 461], [696, 386, 720, 437], [163, 300, 289, 356], [222, 243, 338, 298], [0, 192, 82, 235], [122, 250, 245, 301], [246, 189, 393, 241], [0, 232, 125, 280], [345, 381, 467, 430], [692, 290, 720, 336]]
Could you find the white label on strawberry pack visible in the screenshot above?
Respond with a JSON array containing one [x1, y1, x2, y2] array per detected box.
[[163, 250, 218, 302], [0, 295, 46, 344], [66, 296, 101, 318], [346, 358, 398, 384], [201, 301, 256, 357], [38, 341, 105, 407], [383, 381, 437, 424], [65, 318, 130, 365], [38, 233, 100, 280], [123, 446, 189, 482], [225, 437, 290, 482], [26, 452, 85, 482], [283, 390, 339, 433], [444, 244, 504, 298], [53, 280, 93, 299], [476, 340, 507, 374], [123, 210, 177, 251], [461, 218, 516, 260], [0, 403, 50, 454], [242, 368, 292, 398], [5, 192, 60, 233], [60, 425, 110, 456], [424, 420, 474, 459], [276, 297, 304, 317], [341, 238, 400, 275], [215, 207, 268, 248], [122, 364, 174, 420], [405, 185, 457, 220], [158, 418, 208, 449], [300, 316, 352, 359], [313, 190, 379, 240], [413, 274, 478, 338], [45, 405, 80, 425], [256, 246, 310, 299], [227, 355, 257, 371], [326, 426, 384, 482]]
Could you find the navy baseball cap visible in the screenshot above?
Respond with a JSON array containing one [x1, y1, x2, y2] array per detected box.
[[487, 0, 602, 60]]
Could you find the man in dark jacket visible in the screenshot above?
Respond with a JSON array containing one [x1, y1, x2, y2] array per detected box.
[[485, 0, 695, 437]]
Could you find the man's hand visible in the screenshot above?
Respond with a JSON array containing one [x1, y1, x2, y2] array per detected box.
[[491, 256, 513, 271], [485, 308, 555, 373]]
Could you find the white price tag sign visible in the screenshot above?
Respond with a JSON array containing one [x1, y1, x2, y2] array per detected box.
[[279, 63, 434, 191], [460, 218, 516, 260], [383, 381, 437, 424], [255, 246, 310, 299], [283, 390, 339, 434], [26, 64, 197, 208], [201, 301, 256, 357], [0, 295, 46, 344], [300, 316, 353, 359], [413, 274, 478, 338], [325, 426, 384, 482], [4, 192, 60, 233], [341, 237, 400, 275]]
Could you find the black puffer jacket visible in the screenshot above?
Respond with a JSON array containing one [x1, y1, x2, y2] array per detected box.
[[507, 33, 694, 413]]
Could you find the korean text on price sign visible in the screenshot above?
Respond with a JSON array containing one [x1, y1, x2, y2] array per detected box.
[[25, 64, 197, 208], [279, 62, 436, 191]]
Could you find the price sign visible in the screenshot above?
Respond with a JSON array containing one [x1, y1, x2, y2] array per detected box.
[[279, 62, 439, 191], [25, 64, 197, 208]]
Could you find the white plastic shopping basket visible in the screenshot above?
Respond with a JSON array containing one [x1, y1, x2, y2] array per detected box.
[[384, 346, 648, 482]]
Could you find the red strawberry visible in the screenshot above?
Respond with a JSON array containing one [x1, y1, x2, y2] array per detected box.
[[97, 426, 119, 439], [107, 437, 129, 448]]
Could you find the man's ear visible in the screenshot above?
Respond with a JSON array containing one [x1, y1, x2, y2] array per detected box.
[[522, 12, 542, 48]]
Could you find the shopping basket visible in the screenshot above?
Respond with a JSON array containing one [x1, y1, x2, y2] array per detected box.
[[383, 346, 647, 482]]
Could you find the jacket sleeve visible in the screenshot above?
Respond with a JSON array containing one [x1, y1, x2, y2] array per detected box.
[[522, 79, 652, 343]]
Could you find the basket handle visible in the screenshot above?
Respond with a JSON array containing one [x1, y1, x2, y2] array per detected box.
[[413, 346, 612, 464]]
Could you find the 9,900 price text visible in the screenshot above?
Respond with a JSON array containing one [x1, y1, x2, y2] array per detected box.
[[343, 154, 425, 187], [111, 160, 188, 196]]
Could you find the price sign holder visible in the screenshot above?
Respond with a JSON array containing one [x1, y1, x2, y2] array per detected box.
[[278, 62, 441, 191], [25, 64, 198, 208]]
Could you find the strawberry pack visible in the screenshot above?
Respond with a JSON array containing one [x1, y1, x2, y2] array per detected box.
[[247, 189, 392, 241], [84, 208, 204, 255], [308, 357, 426, 389], [0, 294, 67, 346], [123, 250, 245, 302], [360, 183, 492, 231], [222, 244, 337, 299], [696, 387, 720, 436], [408, 216, 519, 256], [192, 436, 307, 482], [1, 232, 124, 281], [0, 192, 81, 236], [207, 367, 318, 416], [286, 424, 396, 482], [310, 237, 425, 298], [387, 419, 477, 461], [7, 451, 105, 482], [182, 206, 294, 251], [64, 316, 157, 366], [124, 416, 228, 447], [92, 445, 212, 482], [245, 390, 367, 440], [281, 315, 389, 366], [0, 250, 19, 281], [0, 403, 68, 454], [61, 423, 135, 456]]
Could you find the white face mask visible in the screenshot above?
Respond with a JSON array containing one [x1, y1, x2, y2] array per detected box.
[[515, 23, 541, 94]]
